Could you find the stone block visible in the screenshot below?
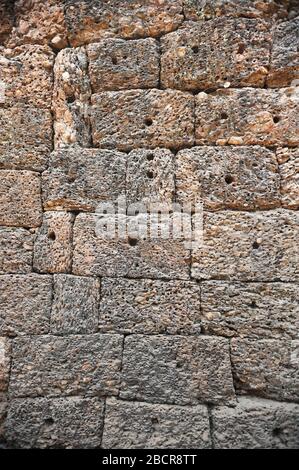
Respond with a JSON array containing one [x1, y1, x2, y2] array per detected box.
[[102, 398, 211, 449], [176, 146, 280, 210], [161, 18, 271, 91], [33, 212, 74, 274], [0, 274, 52, 336], [278, 147, 299, 210], [0, 227, 34, 274], [91, 89, 194, 151], [9, 333, 123, 398], [99, 278, 201, 335], [0, 171, 42, 227], [195, 87, 299, 147], [120, 334, 235, 405], [87, 38, 159, 92], [51, 275, 100, 335]]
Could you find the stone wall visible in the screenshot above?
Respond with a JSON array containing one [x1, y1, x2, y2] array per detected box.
[[0, 0, 298, 449]]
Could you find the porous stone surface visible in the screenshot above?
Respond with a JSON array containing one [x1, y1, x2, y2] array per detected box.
[[0, 1, 13, 44], [195, 87, 299, 146], [65, 0, 184, 46], [192, 210, 299, 281], [0, 274, 52, 336], [176, 146, 280, 210], [102, 398, 211, 449], [278, 147, 299, 209], [5, 397, 104, 449], [87, 38, 160, 92], [120, 335, 236, 405], [0, 171, 42, 228], [0, 337, 10, 392], [51, 275, 100, 334], [231, 338, 299, 402], [161, 18, 271, 91], [212, 397, 299, 449], [33, 212, 74, 274], [201, 281, 299, 339], [99, 278, 201, 335], [9, 333, 123, 398], [91, 89, 195, 151], [0, 228, 34, 274]]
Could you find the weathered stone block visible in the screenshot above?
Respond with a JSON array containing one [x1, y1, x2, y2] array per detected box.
[[0, 337, 10, 392], [192, 210, 299, 282], [42, 149, 127, 212], [183, 0, 289, 21], [53, 47, 91, 148], [102, 398, 211, 449], [201, 281, 299, 339], [278, 147, 299, 210], [0, 227, 33, 274], [0, 45, 54, 108], [9, 333, 123, 398], [7, 0, 67, 49], [161, 18, 271, 91], [99, 278, 201, 335], [73, 214, 190, 280], [65, 0, 184, 46], [195, 87, 299, 146], [87, 38, 159, 92], [51, 275, 100, 335], [5, 397, 104, 449], [268, 18, 299, 87], [120, 335, 235, 405], [176, 146, 280, 210], [212, 397, 299, 449], [231, 338, 299, 402], [127, 148, 175, 208], [91, 89, 194, 151], [0, 171, 42, 228], [0, 106, 52, 172], [0, 274, 52, 336], [33, 212, 74, 274]]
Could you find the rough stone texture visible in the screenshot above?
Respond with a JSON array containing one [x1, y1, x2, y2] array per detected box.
[[5, 397, 104, 449], [231, 338, 299, 402], [102, 398, 211, 449], [0, 171, 42, 228], [0, 1, 13, 44], [268, 18, 299, 87], [192, 210, 299, 281], [289, 0, 299, 19], [183, 0, 289, 21], [212, 397, 299, 449], [0, 106, 53, 172], [0, 399, 7, 445], [33, 212, 74, 274], [0, 337, 10, 392], [176, 146, 280, 210], [91, 89, 195, 151], [7, 0, 68, 49], [53, 47, 92, 148], [195, 87, 299, 146], [278, 147, 299, 209], [73, 214, 190, 280], [161, 18, 271, 91], [42, 149, 127, 212], [0, 45, 54, 109], [51, 275, 100, 335], [65, 0, 184, 46], [0, 228, 34, 274], [99, 278, 201, 335], [120, 335, 236, 405], [0, 274, 52, 337], [9, 333, 123, 398], [201, 281, 299, 339], [87, 38, 159, 92]]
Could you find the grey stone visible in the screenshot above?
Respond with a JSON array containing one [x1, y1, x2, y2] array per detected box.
[[0, 337, 10, 392], [9, 333, 123, 398], [0, 227, 34, 274], [0, 274, 52, 336], [51, 275, 100, 334], [102, 398, 211, 449], [120, 334, 236, 405]]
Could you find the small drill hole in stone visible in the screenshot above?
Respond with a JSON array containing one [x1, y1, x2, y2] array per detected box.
[[44, 418, 54, 425], [192, 46, 199, 54], [225, 175, 234, 184], [237, 44, 245, 54], [252, 241, 260, 249], [67, 96, 76, 104], [144, 118, 153, 127], [128, 237, 138, 247], [48, 231, 56, 241], [250, 300, 257, 308], [273, 427, 283, 437], [147, 153, 154, 161], [151, 417, 159, 425], [221, 112, 228, 120], [111, 56, 117, 65], [147, 170, 154, 179], [273, 116, 280, 124]]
